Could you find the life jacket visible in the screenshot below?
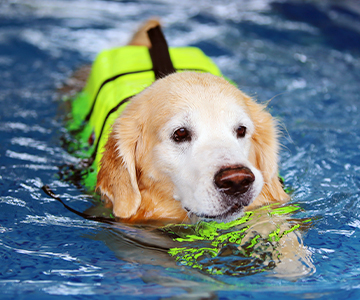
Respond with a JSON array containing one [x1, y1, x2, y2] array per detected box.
[[68, 26, 223, 188]]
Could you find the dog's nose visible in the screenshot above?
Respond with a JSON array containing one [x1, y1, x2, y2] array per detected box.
[[214, 166, 255, 196]]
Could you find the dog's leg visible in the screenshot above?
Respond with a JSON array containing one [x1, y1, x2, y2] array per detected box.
[[273, 230, 315, 279], [240, 212, 315, 279]]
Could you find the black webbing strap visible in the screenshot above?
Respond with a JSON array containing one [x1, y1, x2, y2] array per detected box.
[[84, 69, 152, 122], [89, 96, 132, 163], [147, 26, 176, 80], [42, 185, 115, 224]]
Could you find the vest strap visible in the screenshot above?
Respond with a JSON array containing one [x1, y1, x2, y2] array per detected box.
[[90, 96, 132, 162], [147, 26, 176, 79]]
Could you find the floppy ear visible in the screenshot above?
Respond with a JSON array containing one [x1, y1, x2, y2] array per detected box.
[[96, 115, 142, 219], [246, 98, 289, 204]]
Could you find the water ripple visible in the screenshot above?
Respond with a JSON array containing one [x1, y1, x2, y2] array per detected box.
[[1, 0, 360, 298], [6, 150, 48, 164]]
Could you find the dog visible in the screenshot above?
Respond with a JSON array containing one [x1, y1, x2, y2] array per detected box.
[[92, 20, 289, 224], [62, 19, 314, 278]]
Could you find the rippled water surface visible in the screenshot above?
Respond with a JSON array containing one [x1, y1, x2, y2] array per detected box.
[[1, 0, 360, 299]]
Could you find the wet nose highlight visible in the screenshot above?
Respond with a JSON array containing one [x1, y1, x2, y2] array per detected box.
[[214, 166, 255, 196]]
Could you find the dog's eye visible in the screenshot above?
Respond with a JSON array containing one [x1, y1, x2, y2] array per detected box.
[[236, 126, 247, 138], [172, 127, 191, 143]]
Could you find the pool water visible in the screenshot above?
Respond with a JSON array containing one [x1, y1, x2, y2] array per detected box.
[[1, 0, 360, 299]]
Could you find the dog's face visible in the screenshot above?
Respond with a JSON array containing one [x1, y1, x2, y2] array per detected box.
[[152, 78, 264, 222], [97, 72, 287, 223]]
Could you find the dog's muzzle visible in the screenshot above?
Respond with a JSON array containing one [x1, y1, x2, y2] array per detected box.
[[185, 166, 256, 221]]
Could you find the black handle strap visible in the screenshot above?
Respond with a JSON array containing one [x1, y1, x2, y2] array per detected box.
[[147, 26, 176, 80]]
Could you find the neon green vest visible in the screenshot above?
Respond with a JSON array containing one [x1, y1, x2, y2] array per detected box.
[[69, 45, 223, 188]]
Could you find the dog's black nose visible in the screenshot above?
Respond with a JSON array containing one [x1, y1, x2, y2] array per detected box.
[[214, 166, 255, 196]]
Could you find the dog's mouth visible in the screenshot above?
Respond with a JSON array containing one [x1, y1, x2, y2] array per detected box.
[[185, 202, 244, 222]]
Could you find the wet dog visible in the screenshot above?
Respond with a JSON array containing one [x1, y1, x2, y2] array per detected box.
[[64, 19, 313, 278], [88, 20, 289, 224]]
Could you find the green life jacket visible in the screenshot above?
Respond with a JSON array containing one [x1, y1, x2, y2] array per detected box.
[[68, 26, 223, 188]]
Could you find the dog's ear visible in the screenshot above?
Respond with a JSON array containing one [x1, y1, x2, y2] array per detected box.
[[96, 114, 142, 219], [246, 98, 289, 203]]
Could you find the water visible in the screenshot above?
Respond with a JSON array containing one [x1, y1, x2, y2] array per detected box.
[[1, 0, 360, 299]]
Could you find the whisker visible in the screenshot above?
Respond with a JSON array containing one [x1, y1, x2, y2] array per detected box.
[[263, 92, 285, 108]]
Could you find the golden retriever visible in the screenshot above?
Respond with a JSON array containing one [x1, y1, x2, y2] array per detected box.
[[95, 20, 289, 224], [60, 19, 315, 279]]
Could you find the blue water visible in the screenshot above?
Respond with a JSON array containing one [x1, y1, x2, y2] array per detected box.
[[1, 0, 360, 299]]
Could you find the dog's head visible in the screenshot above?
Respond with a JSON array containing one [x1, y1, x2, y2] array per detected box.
[[97, 72, 287, 223]]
